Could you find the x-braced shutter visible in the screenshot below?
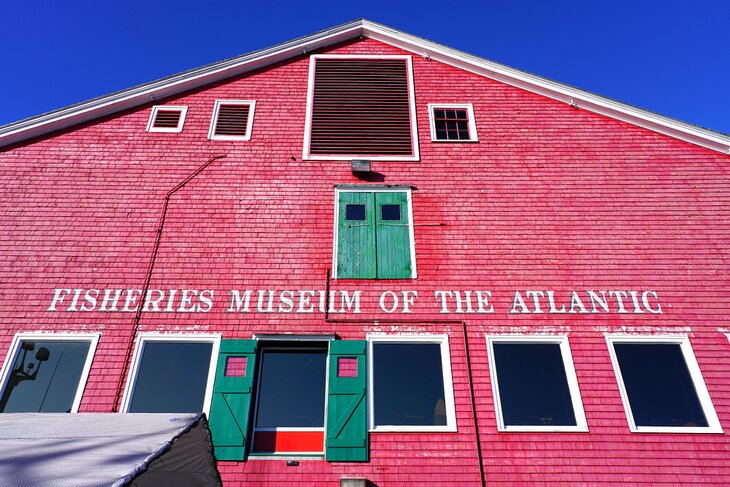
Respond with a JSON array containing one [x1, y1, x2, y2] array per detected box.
[[209, 339, 257, 461], [326, 340, 368, 462]]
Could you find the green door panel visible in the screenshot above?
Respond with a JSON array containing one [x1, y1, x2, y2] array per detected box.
[[325, 340, 368, 462]]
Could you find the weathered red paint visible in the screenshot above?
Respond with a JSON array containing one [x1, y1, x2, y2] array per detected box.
[[1, 37, 729, 485]]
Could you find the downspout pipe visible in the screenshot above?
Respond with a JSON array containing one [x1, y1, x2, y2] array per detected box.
[[112, 155, 227, 412], [323, 269, 486, 487]]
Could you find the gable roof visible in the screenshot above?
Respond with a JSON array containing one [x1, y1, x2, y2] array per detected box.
[[1, 19, 728, 154]]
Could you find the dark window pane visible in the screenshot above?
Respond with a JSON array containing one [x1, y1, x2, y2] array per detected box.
[[435, 128, 447, 139], [255, 349, 327, 428], [446, 121, 458, 131], [346, 204, 366, 221], [614, 343, 708, 427], [0, 341, 90, 413], [493, 343, 577, 426], [381, 204, 401, 221], [447, 130, 458, 139], [129, 342, 213, 413], [434, 109, 445, 119], [455, 109, 468, 120], [457, 121, 470, 138], [373, 343, 447, 426], [445, 110, 457, 119]]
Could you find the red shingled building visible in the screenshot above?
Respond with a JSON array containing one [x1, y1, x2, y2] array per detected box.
[[1, 19, 730, 486]]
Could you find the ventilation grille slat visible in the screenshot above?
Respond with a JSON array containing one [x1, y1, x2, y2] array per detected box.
[[152, 109, 182, 129], [309, 59, 413, 156], [214, 105, 251, 136]]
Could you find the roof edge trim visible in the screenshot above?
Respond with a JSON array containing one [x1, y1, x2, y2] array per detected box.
[[1, 18, 728, 154]]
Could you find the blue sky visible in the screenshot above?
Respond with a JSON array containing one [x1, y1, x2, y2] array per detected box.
[[1, 1, 728, 134]]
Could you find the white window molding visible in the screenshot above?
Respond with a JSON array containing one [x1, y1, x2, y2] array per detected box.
[[303, 54, 420, 161], [332, 186, 417, 279], [605, 334, 722, 434], [427, 103, 478, 142], [121, 333, 221, 415], [0, 332, 100, 413], [367, 334, 457, 432], [486, 335, 588, 432], [208, 100, 256, 141], [146, 105, 188, 133]]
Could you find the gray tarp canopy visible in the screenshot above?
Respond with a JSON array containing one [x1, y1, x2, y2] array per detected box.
[[0, 413, 220, 487]]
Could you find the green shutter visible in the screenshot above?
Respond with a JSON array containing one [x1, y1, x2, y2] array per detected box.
[[209, 339, 257, 461], [375, 192, 412, 279], [326, 340, 368, 462], [337, 192, 376, 278]]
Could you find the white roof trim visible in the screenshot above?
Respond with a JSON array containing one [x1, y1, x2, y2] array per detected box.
[[1, 19, 728, 154]]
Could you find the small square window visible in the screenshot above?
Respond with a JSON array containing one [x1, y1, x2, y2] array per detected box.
[[368, 336, 456, 432], [380, 204, 401, 221], [337, 357, 359, 378], [487, 336, 587, 432], [0, 334, 99, 413], [346, 204, 366, 221], [208, 100, 256, 141], [428, 103, 478, 142], [607, 335, 722, 433], [147, 106, 188, 133], [123, 335, 219, 414], [335, 188, 415, 279]]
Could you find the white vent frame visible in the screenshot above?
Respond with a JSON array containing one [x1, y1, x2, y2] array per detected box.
[[208, 100, 256, 141], [303, 54, 420, 162], [428, 103, 478, 142], [146, 105, 188, 133]]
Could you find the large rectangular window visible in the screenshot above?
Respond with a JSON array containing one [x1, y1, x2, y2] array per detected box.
[[334, 187, 416, 279], [487, 336, 587, 432], [607, 335, 722, 433], [303, 55, 419, 161], [122, 334, 220, 414], [251, 343, 328, 455], [368, 336, 456, 432], [0, 333, 99, 413]]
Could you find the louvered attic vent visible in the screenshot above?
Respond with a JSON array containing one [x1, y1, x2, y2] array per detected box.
[[209, 100, 256, 140], [305, 56, 419, 160], [147, 106, 187, 133]]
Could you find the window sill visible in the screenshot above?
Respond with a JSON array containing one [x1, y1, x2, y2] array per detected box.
[[498, 425, 589, 433], [430, 138, 479, 143], [247, 454, 324, 460], [369, 426, 458, 433], [629, 426, 724, 434]]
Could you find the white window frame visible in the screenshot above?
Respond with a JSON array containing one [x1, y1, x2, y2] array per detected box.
[[0, 332, 100, 413], [606, 334, 722, 434], [208, 100, 256, 141], [486, 335, 588, 432], [303, 54, 420, 161], [367, 334, 457, 432], [146, 105, 188, 133], [120, 333, 221, 415], [332, 186, 417, 279], [428, 103, 478, 142]]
